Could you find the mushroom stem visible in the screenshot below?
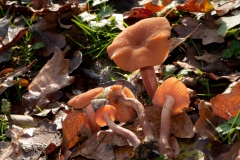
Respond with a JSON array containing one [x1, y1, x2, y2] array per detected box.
[[119, 97, 155, 142], [103, 114, 141, 148], [140, 66, 158, 99], [159, 95, 175, 158], [85, 103, 100, 133]]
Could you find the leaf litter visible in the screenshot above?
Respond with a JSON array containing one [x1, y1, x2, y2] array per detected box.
[[0, 0, 240, 159]]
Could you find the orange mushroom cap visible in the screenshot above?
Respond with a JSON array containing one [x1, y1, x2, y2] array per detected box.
[[152, 77, 190, 116], [108, 85, 136, 122], [68, 87, 104, 109], [95, 105, 117, 126], [107, 17, 171, 72]]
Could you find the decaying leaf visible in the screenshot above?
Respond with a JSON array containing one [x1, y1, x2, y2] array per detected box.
[[123, 7, 153, 19], [210, 82, 240, 120], [0, 114, 42, 127], [0, 17, 27, 52], [176, 0, 214, 12], [171, 112, 195, 138], [62, 110, 91, 149], [0, 16, 27, 63], [216, 141, 240, 160], [0, 65, 32, 94], [212, 0, 239, 16], [35, 31, 66, 57], [195, 50, 222, 64], [144, 2, 165, 12], [193, 100, 225, 140], [0, 119, 61, 159], [173, 17, 224, 45], [70, 130, 130, 160], [22, 47, 75, 114]]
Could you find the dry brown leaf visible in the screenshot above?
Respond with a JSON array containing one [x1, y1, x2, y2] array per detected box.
[[0, 114, 42, 127], [195, 50, 221, 64], [0, 16, 27, 53], [169, 136, 180, 159], [115, 146, 133, 160], [171, 112, 195, 138], [22, 47, 74, 114], [0, 119, 61, 159], [173, 17, 224, 45], [36, 32, 66, 57], [176, 0, 214, 12], [216, 141, 240, 160], [62, 110, 91, 149], [123, 7, 153, 19], [70, 130, 130, 160], [210, 82, 240, 120], [193, 100, 225, 140]]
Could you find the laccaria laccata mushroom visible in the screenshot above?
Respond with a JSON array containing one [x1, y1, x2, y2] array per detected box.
[[152, 77, 190, 158], [107, 17, 171, 99]]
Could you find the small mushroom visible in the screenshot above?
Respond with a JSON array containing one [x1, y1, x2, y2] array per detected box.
[[95, 105, 141, 148], [68, 87, 104, 133], [108, 85, 154, 142], [108, 85, 137, 122], [152, 77, 190, 158], [107, 17, 171, 98]]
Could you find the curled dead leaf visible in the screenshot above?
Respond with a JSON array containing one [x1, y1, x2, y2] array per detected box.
[[210, 82, 240, 120], [171, 112, 195, 138], [22, 47, 74, 114], [62, 110, 91, 149], [193, 100, 225, 140]]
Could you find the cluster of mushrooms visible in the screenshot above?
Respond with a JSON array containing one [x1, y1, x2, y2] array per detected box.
[[68, 17, 190, 159]]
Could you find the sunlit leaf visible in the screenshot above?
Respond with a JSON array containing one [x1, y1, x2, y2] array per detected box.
[[22, 47, 75, 114], [210, 82, 240, 120], [62, 110, 91, 149], [176, 0, 214, 12]]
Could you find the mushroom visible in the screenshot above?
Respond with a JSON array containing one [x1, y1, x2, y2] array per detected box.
[[108, 85, 137, 122], [152, 77, 190, 158], [107, 17, 171, 98], [95, 105, 141, 148], [68, 87, 104, 133], [108, 85, 154, 142]]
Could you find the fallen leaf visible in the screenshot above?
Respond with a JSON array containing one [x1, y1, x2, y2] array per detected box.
[[114, 146, 133, 160], [0, 16, 27, 53], [193, 100, 225, 140], [0, 64, 31, 94], [216, 141, 240, 160], [35, 31, 66, 57], [70, 130, 130, 160], [62, 110, 91, 149], [212, 0, 240, 16], [195, 50, 222, 64], [173, 17, 224, 45], [18, 119, 62, 159], [216, 14, 240, 37], [0, 114, 42, 127], [0, 119, 61, 159], [144, 2, 165, 12], [210, 82, 240, 120], [176, 0, 214, 12], [123, 7, 153, 19], [171, 112, 195, 138], [22, 47, 75, 114]]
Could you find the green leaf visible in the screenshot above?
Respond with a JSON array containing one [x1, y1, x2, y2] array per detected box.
[[98, 6, 115, 20], [31, 42, 45, 50], [1, 99, 11, 114], [215, 123, 231, 134], [223, 40, 240, 59]]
